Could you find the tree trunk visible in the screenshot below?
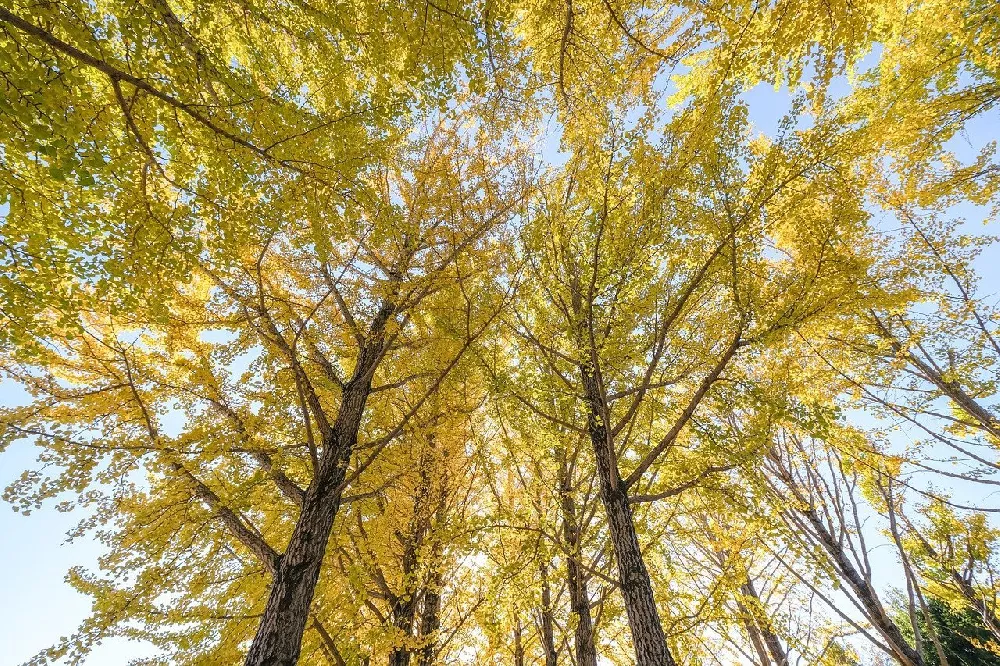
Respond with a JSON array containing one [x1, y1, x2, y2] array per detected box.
[[243, 469, 348, 666], [513, 618, 525, 666], [580, 366, 677, 666], [388, 594, 417, 666], [416, 568, 442, 666], [739, 579, 787, 666], [244, 384, 371, 666], [601, 482, 676, 666], [388, 574, 418, 666], [738, 602, 772, 666], [539, 563, 558, 666], [801, 507, 923, 666], [560, 458, 598, 666], [391, 458, 432, 666]]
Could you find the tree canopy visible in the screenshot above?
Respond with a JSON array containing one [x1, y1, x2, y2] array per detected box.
[[1, 1, 1000, 665]]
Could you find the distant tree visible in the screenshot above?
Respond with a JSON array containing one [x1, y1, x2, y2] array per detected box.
[[899, 597, 1000, 666]]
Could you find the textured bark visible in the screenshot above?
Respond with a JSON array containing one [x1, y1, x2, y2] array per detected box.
[[392, 439, 439, 666], [580, 366, 677, 666], [565, 544, 598, 666], [388, 532, 420, 666], [602, 482, 676, 666], [244, 382, 373, 666], [560, 460, 598, 666], [243, 465, 349, 666], [416, 568, 443, 666], [539, 563, 558, 666], [388, 594, 417, 666]]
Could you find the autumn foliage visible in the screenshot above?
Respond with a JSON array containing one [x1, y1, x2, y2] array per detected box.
[[1, 1, 999, 665]]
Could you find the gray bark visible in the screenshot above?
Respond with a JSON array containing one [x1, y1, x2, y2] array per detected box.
[[581, 366, 677, 666]]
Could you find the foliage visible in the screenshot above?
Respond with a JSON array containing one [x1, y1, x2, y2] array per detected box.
[[898, 597, 1000, 666], [1, 0, 1000, 665]]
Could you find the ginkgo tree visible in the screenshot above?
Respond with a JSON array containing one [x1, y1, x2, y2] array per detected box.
[[2, 0, 1000, 665]]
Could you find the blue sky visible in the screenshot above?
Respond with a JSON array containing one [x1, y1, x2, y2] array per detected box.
[[0, 381, 163, 665], [1, 61, 999, 666]]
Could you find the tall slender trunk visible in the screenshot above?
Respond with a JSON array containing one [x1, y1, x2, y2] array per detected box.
[[244, 383, 372, 666], [391, 440, 437, 666], [580, 366, 677, 666], [601, 479, 675, 666], [565, 543, 598, 666], [539, 563, 558, 666], [388, 554, 418, 666], [739, 579, 787, 666], [416, 568, 443, 666], [389, 594, 417, 666], [737, 599, 772, 666], [513, 617, 525, 666], [800, 507, 923, 666], [560, 456, 598, 666], [243, 456, 349, 666]]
